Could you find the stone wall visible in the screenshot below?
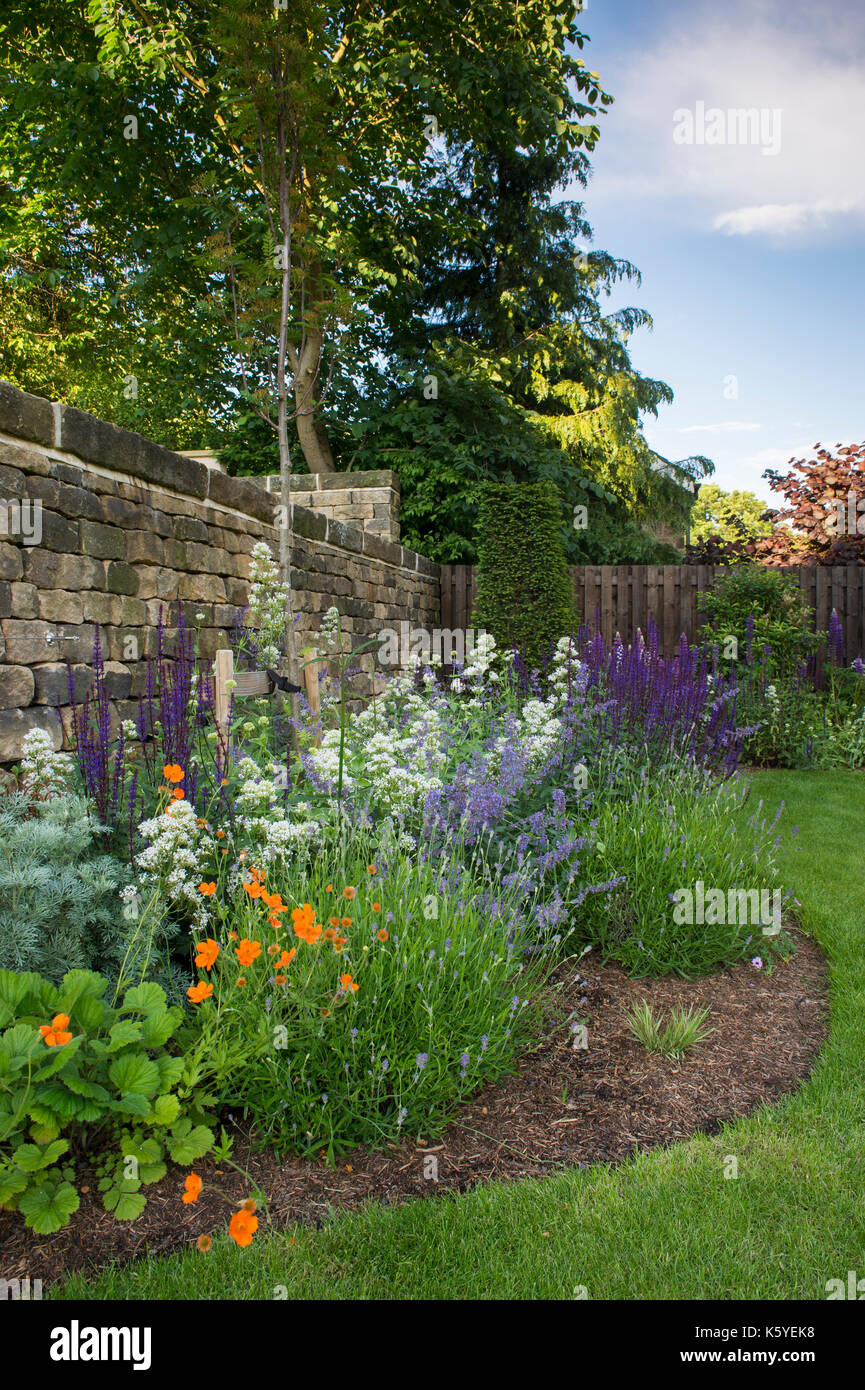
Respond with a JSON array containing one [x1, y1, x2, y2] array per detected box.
[[0, 381, 440, 764], [256, 470, 401, 544]]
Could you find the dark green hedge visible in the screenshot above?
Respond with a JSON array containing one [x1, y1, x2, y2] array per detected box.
[[472, 481, 576, 674]]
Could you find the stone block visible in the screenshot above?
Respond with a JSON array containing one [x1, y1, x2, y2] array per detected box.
[[81, 520, 126, 561], [106, 561, 140, 595], [9, 581, 37, 618], [0, 381, 55, 447], [22, 549, 104, 591], [208, 468, 277, 525], [0, 664, 35, 709], [82, 592, 124, 626], [56, 481, 103, 523], [33, 662, 91, 706], [0, 706, 62, 762], [125, 531, 165, 565], [38, 509, 79, 553], [0, 541, 23, 582], [38, 589, 84, 625]]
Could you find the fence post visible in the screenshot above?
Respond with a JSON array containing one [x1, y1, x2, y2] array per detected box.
[[213, 648, 234, 749], [300, 645, 322, 747]]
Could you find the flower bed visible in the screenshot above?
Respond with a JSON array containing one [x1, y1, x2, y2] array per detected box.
[[0, 600, 812, 1250]]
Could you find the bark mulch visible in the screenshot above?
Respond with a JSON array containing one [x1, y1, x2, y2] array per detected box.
[[0, 927, 828, 1288]]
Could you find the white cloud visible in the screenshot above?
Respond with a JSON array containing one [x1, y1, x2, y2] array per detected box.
[[680, 421, 762, 434], [714, 199, 860, 236], [584, 0, 865, 241]]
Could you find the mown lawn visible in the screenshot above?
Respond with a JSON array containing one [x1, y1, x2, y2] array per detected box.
[[55, 769, 865, 1301]]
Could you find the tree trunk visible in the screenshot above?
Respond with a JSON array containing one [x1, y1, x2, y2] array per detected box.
[[292, 322, 335, 472]]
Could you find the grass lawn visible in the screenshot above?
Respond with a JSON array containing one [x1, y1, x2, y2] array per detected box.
[[55, 769, 865, 1301]]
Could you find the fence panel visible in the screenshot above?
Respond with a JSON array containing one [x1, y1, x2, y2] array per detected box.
[[440, 563, 865, 662]]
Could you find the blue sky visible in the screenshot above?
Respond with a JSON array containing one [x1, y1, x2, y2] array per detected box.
[[567, 0, 865, 503]]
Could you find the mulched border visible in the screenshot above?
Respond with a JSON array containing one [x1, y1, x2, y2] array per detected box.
[[0, 927, 828, 1287]]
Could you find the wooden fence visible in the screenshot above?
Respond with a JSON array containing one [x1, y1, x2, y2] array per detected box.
[[440, 564, 865, 660]]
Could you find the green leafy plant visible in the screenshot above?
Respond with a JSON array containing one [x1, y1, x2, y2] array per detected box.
[[472, 480, 576, 675], [0, 792, 133, 984], [698, 565, 819, 676], [0, 968, 215, 1232], [626, 1001, 714, 1059]]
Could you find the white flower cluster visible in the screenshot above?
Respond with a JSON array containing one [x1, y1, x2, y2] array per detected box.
[[234, 756, 321, 863], [244, 541, 289, 669], [19, 728, 74, 800], [136, 799, 210, 915], [548, 636, 589, 700], [450, 630, 498, 698], [310, 649, 449, 814], [305, 630, 586, 822]]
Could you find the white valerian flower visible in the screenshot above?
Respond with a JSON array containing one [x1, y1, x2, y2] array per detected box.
[[19, 728, 73, 800], [135, 799, 211, 915]]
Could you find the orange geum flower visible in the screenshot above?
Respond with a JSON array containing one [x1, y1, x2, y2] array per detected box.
[[377, 928, 389, 942], [216, 829, 226, 839], [187, 981, 214, 1004], [241, 1198, 257, 1213], [294, 919, 322, 945], [274, 974, 286, 986], [341, 916, 352, 927], [39, 1013, 72, 1048], [236, 976, 247, 989], [339, 973, 359, 994], [235, 938, 262, 967], [228, 930, 238, 941], [267, 943, 280, 956], [182, 1173, 202, 1205], [229, 1207, 259, 1248], [343, 885, 356, 900], [197, 1234, 212, 1253], [329, 916, 340, 928], [163, 764, 184, 783], [367, 864, 376, 875], [325, 883, 334, 893], [333, 936, 346, 953], [198, 881, 216, 897], [323, 927, 336, 942], [194, 939, 219, 970], [372, 902, 381, 912]]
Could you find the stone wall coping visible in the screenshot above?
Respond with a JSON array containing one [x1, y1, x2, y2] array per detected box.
[[0, 380, 436, 577]]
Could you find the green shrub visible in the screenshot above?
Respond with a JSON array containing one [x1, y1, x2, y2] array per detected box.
[[0, 793, 127, 982], [472, 481, 576, 674], [0, 969, 215, 1233], [698, 565, 819, 674], [0, 792, 184, 992], [576, 765, 792, 975]]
